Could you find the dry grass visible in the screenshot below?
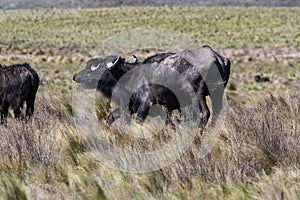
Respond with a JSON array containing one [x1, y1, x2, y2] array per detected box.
[[0, 90, 298, 199]]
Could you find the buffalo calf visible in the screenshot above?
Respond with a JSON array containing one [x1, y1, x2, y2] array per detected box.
[[0, 63, 39, 123]]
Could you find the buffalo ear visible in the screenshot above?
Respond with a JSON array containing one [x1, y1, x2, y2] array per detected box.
[[106, 56, 120, 69]]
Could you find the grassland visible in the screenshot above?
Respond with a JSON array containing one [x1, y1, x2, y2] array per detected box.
[[0, 7, 299, 200], [0, 7, 299, 50]]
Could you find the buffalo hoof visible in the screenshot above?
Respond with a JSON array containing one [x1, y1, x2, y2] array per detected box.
[[106, 113, 114, 125]]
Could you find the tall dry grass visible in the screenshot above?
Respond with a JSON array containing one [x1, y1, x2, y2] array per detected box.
[[109, 92, 299, 179], [80, 91, 299, 199], [0, 96, 67, 176], [0, 91, 299, 199]]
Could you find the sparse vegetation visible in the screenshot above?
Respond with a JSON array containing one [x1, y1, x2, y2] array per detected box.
[[0, 7, 299, 200]]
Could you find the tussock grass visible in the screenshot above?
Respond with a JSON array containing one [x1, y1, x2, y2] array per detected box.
[[227, 93, 299, 168], [90, 92, 299, 199], [0, 177, 28, 200], [0, 95, 68, 176], [0, 90, 298, 199], [0, 93, 107, 199]]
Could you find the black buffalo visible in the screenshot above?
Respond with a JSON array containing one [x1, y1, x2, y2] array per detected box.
[[73, 45, 231, 128], [0, 63, 39, 123]]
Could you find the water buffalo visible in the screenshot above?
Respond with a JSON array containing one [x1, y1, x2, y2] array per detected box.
[[73, 45, 231, 128], [0, 63, 39, 123]]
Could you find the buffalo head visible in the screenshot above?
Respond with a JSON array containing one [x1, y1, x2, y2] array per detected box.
[[73, 55, 130, 99]]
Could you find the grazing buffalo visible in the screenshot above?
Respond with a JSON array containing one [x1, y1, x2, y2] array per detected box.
[[73, 45, 231, 128], [0, 63, 39, 123], [254, 75, 270, 82]]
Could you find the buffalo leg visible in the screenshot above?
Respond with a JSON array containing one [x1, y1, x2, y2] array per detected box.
[[11, 99, 24, 120], [106, 108, 120, 125], [210, 89, 224, 127], [136, 102, 152, 123], [12, 106, 23, 120], [25, 97, 35, 117], [199, 97, 210, 129], [204, 62, 226, 127], [107, 107, 133, 125], [26, 89, 38, 117], [0, 102, 9, 124]]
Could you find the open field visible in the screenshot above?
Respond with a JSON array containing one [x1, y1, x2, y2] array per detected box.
[[1, 0, 299, 9], [0, 7, 299, 199]]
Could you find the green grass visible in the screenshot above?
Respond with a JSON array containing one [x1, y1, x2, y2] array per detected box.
[[0, 7, 299, 55]]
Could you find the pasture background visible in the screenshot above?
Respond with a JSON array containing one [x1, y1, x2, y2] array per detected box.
[[0, 0, 299, 9], [0, 7, 299, 200]]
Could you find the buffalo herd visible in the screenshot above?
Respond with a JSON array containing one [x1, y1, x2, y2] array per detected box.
[[1, 45, 231, 129], [74, 45, 231, 128]]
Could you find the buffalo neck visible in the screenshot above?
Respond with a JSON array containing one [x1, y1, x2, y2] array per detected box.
[[110, 62, 136, 80]]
